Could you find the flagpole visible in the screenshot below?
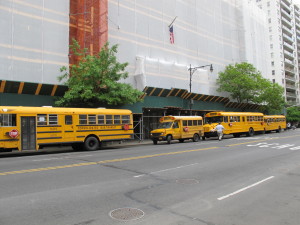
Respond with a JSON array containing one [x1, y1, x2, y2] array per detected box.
[[168, 16, 178, 27]]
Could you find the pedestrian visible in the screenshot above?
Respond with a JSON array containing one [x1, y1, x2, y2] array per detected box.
[[215, 122, 225, 141], [287, 122, 291, 130]]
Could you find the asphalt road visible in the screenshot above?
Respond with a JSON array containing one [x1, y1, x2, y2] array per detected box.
[[1, 130, 300, 225]]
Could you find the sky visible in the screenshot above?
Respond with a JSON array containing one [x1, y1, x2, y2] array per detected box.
[[294, 0, 300, 5]]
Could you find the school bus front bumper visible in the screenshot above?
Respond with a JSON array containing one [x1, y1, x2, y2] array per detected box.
[[150, 132, 167, 141]]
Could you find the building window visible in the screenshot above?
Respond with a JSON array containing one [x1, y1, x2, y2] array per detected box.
[[271, 61, 274, 66], [273, 79, 275, 83], [268, 18, 271, 23], [272, 70, 275, 75]]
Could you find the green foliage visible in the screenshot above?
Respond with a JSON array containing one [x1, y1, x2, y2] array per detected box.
[[217, 62, 285, 113], [217, 62, 263, 103], [257, 82, 285, 114], [286, 106, 300, 122], [55, 39, 143, 107]]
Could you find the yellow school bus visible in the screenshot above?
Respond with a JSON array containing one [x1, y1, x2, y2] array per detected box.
[[203, 112, 265, 139], [150, 116, 204, 144], [0, 106, 133, 152], [264, 115, 286, 133]]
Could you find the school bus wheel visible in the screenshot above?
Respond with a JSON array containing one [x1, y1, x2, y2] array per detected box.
[[193, 133, 200, 142], [153, 140, 158, 145], [276, 126, 282, 133], [166, 135, 172, 144], [179, 139, 184, 143], [84, 136, 100, 151], [247, 128, 254, 137]]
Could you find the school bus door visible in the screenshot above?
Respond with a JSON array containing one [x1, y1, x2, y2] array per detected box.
[[172, 121, 181, 139], [64, 115, 75, 142], [21, 116, 37, 150]]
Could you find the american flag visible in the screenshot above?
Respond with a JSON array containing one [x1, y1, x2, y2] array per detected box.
[[169, 25, 174, 44]]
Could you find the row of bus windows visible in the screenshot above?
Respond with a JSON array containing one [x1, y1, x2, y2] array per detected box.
[[207, 116, 265, 123], [182, 120, 203, 126], [246, 116, 264, 122], [37, 114, 131, 126], [78, 114, 130, 125], [265, 118, 286, 122]]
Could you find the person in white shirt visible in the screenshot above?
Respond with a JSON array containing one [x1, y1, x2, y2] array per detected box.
[[215, 122, 225, 141]]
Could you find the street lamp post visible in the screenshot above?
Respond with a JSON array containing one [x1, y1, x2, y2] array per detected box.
[[188, 64, 213, 113]]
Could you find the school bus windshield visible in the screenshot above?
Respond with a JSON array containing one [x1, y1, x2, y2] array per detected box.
[[205, 116, 224, 124], [158, 122, 173, 129]]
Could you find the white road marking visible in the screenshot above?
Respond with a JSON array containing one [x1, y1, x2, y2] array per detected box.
[[217, 176, 274, 201], [32, 154, 94, 162], [134, 163, 199, 178]]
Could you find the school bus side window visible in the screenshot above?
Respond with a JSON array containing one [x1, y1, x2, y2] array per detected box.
[[65, 115, 72, 125], [188, 120, 193, 126], [49, 114, 58, 125], [114, 115, 121, 124], [88, 114, 96, 125], [79, 115, 87, 125], [98, 115, 105, 125], [183, 120, 187, 126], [197, 120, 202, 125], [106, 115, 113, 124], [37, 114, 47, 125], [122, 115, 130, 124], [173, 121, 179, 128], [0, 114, 17, 126]]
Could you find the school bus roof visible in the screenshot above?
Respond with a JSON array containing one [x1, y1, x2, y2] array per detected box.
[[0, 106, 132, 115], [205, 112, 264, 117]]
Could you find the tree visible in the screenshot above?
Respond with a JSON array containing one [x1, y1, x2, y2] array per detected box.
[[55, 39, 143, 107], [257, 82, 285, 114], [256, 80, 285, 114], [217, 62, 285, 113], [286, 106, 300, 123], [217, 62, 264, 103]]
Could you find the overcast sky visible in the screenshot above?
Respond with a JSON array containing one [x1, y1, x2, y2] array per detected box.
[[294, 0, 300, 5]]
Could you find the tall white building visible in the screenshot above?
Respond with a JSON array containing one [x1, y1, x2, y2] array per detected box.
[[109, 0, 271, 98], [254, 0, 300, 104], [0, 0, 272, 112]]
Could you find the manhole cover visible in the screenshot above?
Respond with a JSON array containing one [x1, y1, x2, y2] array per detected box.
[[176, 178, 199, 184], [109, 207, 144, 221]]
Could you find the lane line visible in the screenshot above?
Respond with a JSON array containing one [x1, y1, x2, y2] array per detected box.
[[217, 176, 274, 200], [0, 147, 217, 176], [134, 163, 199, 178]]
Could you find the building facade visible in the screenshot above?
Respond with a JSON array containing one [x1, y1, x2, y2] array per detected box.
[[0, 0, 70, 105], [254, 0, 300, 104], [0, 0, 271, 109]]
